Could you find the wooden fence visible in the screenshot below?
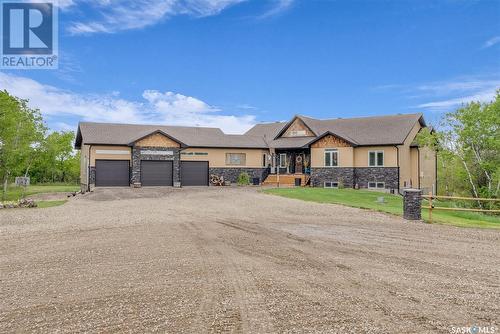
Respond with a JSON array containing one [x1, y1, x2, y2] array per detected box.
[[422, 192, 500, 223]]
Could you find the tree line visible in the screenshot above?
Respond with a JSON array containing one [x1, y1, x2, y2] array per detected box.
[[418, 91, 499, 201], [0, 90, 80, 197]]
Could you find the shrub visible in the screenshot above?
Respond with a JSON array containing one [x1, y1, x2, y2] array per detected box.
[[237, 172, 250, 186]]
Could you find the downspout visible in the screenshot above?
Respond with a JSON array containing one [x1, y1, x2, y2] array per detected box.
[[88, 144, 92, 192], [417, 147, 421, 189], [396, 145, 401, 195]]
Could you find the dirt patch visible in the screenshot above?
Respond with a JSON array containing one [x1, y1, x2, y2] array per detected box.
[[0, 187, 498, 333]]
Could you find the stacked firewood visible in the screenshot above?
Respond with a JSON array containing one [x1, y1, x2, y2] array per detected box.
[[210, 174, 225, 186]]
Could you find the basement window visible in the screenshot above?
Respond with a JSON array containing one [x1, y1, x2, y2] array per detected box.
[[368, 182, 385, 189], [324, 181, 339, 188]]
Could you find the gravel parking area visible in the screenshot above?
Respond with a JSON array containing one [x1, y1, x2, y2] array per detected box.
[[1, 187, 499, 333]]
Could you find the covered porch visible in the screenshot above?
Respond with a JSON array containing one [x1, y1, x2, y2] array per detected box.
[[263, 148, 311, 186]]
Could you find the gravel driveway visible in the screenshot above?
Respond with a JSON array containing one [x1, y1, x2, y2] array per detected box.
[[0, 187, 499, 333]]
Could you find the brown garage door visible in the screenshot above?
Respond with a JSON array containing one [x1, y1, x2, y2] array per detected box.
[[95, 160, 130, 187], [181, 161, 208, 186], [141, 160, 173, 186]]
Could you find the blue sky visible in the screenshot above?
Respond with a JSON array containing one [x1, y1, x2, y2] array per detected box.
[[1, 0, 499, 133]]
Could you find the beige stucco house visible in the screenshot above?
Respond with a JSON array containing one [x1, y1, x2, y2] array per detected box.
[[75, 113, 436, 194]]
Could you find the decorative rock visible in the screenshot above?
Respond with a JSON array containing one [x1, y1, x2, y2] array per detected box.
[[18, 198, 37, 208]]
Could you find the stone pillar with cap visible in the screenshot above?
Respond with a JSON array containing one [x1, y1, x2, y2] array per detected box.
[[403, 189, 422, 220]]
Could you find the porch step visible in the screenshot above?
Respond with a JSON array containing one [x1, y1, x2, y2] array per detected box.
[[263, 174, 309, 187]]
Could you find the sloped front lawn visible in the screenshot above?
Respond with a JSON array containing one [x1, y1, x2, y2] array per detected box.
[[264, 188, 500, 229]]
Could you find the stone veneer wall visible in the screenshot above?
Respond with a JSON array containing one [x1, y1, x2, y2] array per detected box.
[[310, 167, 399, 190], [209, 168, 269, 184], [89, 166, 96, 186], [310, 168, 354, 187], [131, 146, 181, 185], [354, 167, 399, 190]]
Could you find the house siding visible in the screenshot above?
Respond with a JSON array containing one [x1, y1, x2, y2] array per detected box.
[[181, 148, 269, 168]]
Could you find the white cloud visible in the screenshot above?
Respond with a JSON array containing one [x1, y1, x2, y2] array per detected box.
[[415, 78, 500, 96], [67, 0, 246, 35], [416, 88, 497, 111], [0, 72, 256, 134], [483, 36, 500, 48], [259, 0, 294, 18]]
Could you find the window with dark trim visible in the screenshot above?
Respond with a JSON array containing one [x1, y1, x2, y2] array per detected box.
[[324, 149, 338, 167], [324, 181, 339, 188], [369, 151, 384, 167]]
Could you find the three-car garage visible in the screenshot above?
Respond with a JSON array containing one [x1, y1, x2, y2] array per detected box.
[[94, 159, 209, 187]]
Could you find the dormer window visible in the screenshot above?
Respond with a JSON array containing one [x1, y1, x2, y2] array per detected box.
[[289, 130, 307, 137]]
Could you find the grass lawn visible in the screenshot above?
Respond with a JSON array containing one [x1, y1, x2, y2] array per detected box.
[[1, 184, 79, 202], [264, 188, 500, 229], [37, 200, 68, 208]]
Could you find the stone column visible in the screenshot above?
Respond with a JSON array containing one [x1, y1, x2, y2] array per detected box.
[[403, 189, 422, 220], [131, 147, 141, 186], [173, 149, 181, 188]]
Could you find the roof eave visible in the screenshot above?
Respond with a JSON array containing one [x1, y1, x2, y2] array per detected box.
[[128, 129, 188, 148], [306, 131, 359, 147]]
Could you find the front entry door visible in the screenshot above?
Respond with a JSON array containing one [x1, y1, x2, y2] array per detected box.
[[295, 154, 303, 174]]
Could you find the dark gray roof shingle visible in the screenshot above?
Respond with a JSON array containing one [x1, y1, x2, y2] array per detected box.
[[76, 122, 267, 148], [297, 113, 424, 146], [75, 113, 425, 149]]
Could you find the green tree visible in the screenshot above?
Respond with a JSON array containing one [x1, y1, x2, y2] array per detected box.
[[0, 91, 46, 200], [418, 91, 500, 202], [444, 92, 500, 199], [34, 132, 79, 183]]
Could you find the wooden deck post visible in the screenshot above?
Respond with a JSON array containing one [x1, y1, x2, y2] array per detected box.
[[428, 191, 433, 224]]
